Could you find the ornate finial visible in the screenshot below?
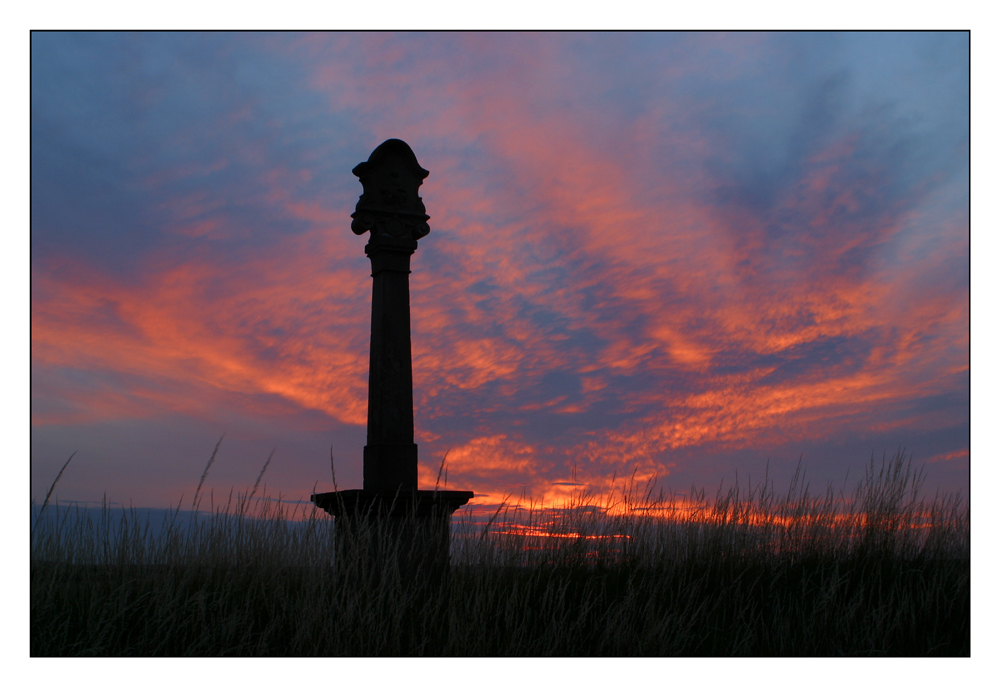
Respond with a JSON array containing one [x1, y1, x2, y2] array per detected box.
[[351, 139, 430, 241]]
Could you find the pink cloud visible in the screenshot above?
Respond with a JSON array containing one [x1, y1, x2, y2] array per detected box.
[[31, 33, 968, 506]]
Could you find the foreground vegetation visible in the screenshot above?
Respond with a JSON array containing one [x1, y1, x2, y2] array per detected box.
[[31, 450, 969, 656]]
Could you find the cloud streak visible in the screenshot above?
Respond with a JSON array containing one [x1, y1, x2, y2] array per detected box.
[[31, 32, 968, 506]]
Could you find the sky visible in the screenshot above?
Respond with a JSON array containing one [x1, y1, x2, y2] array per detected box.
[[30, 31, 970, 509]]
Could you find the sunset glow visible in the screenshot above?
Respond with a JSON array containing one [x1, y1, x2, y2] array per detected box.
[[31, 32, 968, 510]]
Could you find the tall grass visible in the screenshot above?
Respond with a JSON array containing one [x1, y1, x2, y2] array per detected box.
[[31, 449, 968, 656]]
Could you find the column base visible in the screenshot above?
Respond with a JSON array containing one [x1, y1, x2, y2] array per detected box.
[[311, 488, 474, 518], [311, 489, 475, 589]]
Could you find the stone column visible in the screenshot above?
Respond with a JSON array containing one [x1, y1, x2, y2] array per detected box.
[[311, 140, 473, 583], [353, 140, 426, 491]]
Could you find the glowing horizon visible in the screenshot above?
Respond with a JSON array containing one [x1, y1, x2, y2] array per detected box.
[[31, 32, 969, 509]]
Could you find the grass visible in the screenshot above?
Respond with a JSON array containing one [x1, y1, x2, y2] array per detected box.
[[30, 449, 969, 656]]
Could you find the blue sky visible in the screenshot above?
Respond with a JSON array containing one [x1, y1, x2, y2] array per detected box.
[[31, 32, 969, 509]]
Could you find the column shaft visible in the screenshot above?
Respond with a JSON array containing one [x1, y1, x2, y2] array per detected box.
[[364, 243, 418, 490]]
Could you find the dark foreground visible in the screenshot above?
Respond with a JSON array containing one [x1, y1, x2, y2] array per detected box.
[[31, 452, 969, 656], [32, 552, 968, 656]]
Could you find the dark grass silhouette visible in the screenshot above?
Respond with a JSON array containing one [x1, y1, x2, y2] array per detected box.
[[31, 449, 968, 656]]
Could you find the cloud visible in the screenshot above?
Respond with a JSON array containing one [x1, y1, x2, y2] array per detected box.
[[31, 32, 969, 506]]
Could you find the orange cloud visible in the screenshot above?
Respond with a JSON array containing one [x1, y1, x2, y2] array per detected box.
[[31, 33, 968, 506]]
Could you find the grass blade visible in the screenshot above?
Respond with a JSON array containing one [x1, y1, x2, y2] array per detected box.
[[193, 435, 224, 511]]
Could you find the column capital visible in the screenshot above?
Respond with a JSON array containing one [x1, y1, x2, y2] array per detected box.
[[351, 139, 430, 244]]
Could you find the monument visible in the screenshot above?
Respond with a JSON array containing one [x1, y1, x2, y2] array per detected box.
[[311, 139, 473, 580]]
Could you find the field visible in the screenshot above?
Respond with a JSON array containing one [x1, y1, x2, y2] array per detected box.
[[30, 450, 969, 656]]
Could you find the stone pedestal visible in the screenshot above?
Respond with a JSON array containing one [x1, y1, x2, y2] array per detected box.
[[311, 489, 473, 583], [310, 139, 473, 582]]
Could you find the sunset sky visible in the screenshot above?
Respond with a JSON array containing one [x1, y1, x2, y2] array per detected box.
[[30, 31, 970, 509]]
